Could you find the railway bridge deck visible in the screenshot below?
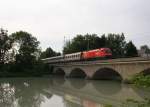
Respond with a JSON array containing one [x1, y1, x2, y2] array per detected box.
[[43, 57, 150, 81]]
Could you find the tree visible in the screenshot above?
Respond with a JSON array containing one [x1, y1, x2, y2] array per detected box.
[[140, 45, 150, 57], [63, 33, 138, 58], [10, 31, 40, 66], [105, 33, 126, 57], [84, 34, 106, 50], [63, 34, 106, 54], [0, 28, 13, 64], [141, 45, 150, 52], [40, 47, 61, 59], [125, 41, 138, 57]]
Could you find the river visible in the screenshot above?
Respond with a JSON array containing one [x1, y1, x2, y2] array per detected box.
[[0, 77, 149, 107]]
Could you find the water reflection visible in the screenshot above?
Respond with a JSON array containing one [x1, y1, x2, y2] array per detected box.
[[52, 76, 65, 86], [132, 86, 150, 99], [91, 80, 122, 95], [0, 78, 52, 107], [0, 77, 149, 107], [69, 79, 87, 89]]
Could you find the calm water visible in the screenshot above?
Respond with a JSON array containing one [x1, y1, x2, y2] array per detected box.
[[0, 77, 150, 107]]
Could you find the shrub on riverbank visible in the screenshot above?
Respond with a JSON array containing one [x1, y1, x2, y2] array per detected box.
[[123, 98, 150, 107], [132, 74, 150, 87], [0, 62, 51, 77]]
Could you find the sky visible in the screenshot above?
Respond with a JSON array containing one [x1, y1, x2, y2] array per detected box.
[[0, 0, 150, 52]]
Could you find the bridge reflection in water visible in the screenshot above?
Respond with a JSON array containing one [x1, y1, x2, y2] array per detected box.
[[0, 77, 150, 107]]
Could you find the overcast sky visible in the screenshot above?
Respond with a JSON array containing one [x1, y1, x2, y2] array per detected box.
[[0, 0, 150, 52]]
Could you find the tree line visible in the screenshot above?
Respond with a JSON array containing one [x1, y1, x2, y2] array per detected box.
[[0, 28, 149, 76], [0, 28, 48, 76], [63, 33, 138, 58]]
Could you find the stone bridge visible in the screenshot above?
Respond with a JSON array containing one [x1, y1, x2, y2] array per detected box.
[[51, 60, 150, 82]]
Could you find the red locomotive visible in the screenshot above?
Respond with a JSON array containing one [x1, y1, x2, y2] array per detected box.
[[82, 48, 112, 60], [42, 48, 112, 63]]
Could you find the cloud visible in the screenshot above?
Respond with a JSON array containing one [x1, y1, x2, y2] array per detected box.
[[0, 0, 150, 52]]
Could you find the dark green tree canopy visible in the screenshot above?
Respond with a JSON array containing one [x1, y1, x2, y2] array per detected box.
[[63, 34, 106, 54], [125, 41, 138, 57], [63, 33, 127, 58], [10, 31, 40, 65], [40, 47, 61, 59], [141, 45, 150, 54], [11, 31, 40, 55], [141, 45, 149, 50], [140, 45, 150, 56], [105, 33, 126, 57], [0, 28, 13, 64]]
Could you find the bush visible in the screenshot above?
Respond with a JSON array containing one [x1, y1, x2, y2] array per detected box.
[[0, 62, 52, 77], [132, 74, 150, 87]]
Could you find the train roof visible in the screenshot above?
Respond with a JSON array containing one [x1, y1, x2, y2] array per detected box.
[[64, 52, 81, 56], [41, 55, 63, 61]]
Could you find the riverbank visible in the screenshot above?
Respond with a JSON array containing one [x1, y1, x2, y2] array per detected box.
[[131, 74, 150, 88], [0, 63, 51, 77], [1, 63, 150, 89]]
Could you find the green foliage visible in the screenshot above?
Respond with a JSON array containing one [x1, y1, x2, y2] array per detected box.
[[0, 28, 143, 77], [10, 31, 40, 65], [0, 62, 51, 77], [141, 45, 150, 51], [105, 33, 126, 57], [0, 30, 53, 77], [63, 33, 129, 58], [63, 34, 106, 54], [123, 98, 150, 107], [125, 41, 138, 57], [132, 74, 150, 87], [11, 31, 40, 55], [40, 47, 61, 59], [0, 28, 13, 64], [141, 45, 150, 54], [104, 104, 113, 107], [63, 33, 139, 58]]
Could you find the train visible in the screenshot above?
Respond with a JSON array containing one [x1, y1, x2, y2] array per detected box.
[[42, 48, 112, 63]]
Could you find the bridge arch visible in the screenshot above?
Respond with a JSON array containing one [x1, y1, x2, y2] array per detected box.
[[92, 67, 123, 81], [69, 68, 87, 78], [92, 80, 122, 95], [53, 68, 65, 76]]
